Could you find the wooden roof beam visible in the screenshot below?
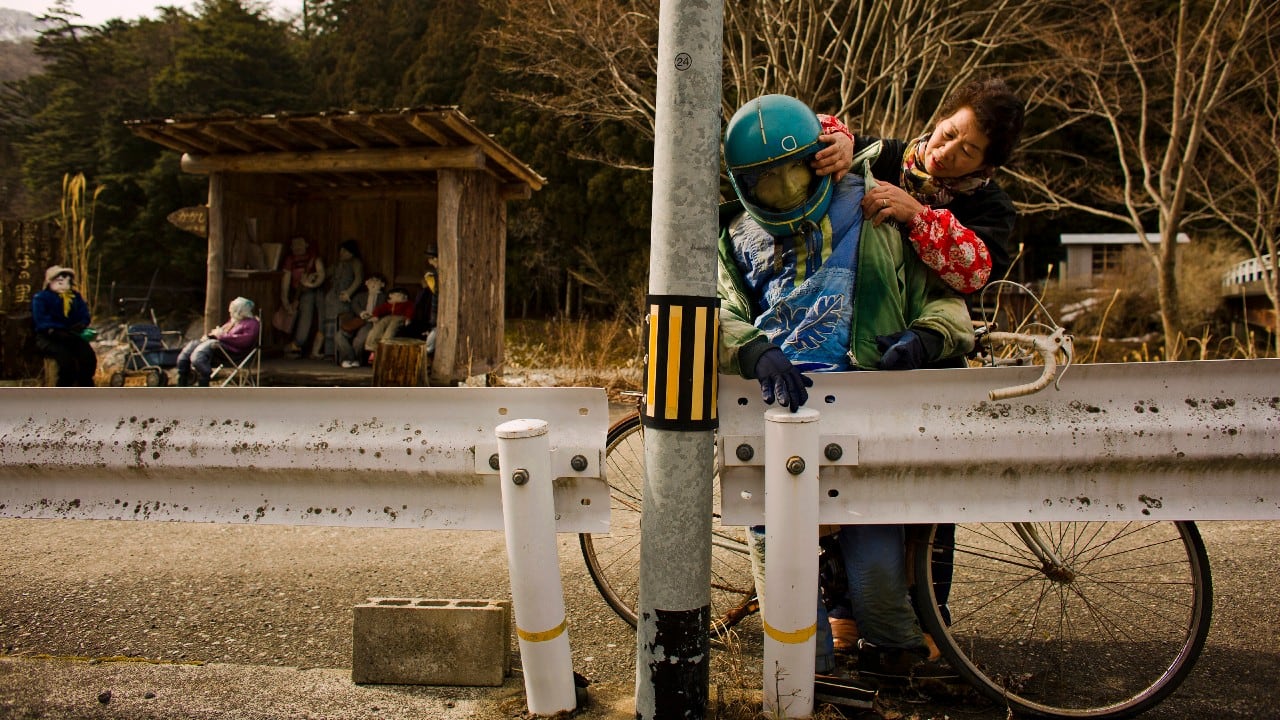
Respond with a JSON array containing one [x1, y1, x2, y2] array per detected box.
[[130, 126, 196, 154], [180, 146, 486, 174], [234, 121, 292, 151], [408, 115, 452, 145], [363, 117, 410, 147], [163, 127, 221, 154], [434, 111, 544, 191], [200, 124, 257, 153], [281, 120, 333, 150], [320, 118, 371, 148]]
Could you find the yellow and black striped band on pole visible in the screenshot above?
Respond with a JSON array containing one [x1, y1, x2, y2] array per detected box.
[[643, 294, 719, 431]]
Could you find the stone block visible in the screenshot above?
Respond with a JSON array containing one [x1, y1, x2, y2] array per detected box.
[[352, 598, 511, 686]]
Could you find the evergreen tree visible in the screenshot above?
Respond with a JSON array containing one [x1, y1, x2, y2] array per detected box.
[[151, 0, 308, 114]]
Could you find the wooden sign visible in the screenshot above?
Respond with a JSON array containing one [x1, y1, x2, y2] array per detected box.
[[167, 206, 208, 237]]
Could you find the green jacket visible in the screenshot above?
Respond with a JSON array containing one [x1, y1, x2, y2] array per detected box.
[[717, 142, 974, 377]]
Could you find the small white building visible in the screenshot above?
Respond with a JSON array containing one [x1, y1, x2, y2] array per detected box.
[[1059, 233, 1190, 288]]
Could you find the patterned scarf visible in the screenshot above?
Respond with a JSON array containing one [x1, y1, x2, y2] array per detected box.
[[900, 132, 992, 206]]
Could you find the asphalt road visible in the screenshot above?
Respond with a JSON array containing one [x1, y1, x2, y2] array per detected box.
[[0, 516, 1276, 719]]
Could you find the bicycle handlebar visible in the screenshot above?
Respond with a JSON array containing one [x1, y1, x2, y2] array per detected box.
[[984, 327, 1073, 401]]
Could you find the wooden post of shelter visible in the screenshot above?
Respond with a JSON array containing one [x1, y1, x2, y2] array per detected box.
[[432, 169, 506, 385], [205, 173, 225, 333]]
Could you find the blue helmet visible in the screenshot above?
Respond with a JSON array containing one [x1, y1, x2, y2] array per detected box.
[[723, 94, 832, 236]]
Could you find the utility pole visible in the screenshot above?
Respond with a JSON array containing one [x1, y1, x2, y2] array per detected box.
[[634, 1, 723, 718]]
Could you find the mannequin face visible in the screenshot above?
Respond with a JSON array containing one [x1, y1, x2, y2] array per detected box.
[[366, 276, 385, 291], [923, 107, 991, 178], [49, 274, 72, 293], [291, 237, 308, 256], [752, 160, 812, 211], [388, 291, 409, 304]]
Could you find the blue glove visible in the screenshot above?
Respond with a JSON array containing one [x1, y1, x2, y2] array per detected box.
[[876, 329, 940, 371], [753, 346, 813, 412]]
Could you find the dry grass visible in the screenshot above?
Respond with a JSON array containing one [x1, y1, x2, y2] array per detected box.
[[1036, 237, 1267, 362], [502, 315, 644, 398]]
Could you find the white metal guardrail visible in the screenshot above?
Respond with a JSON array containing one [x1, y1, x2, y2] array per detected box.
[[719, 358, 1280, 525], [0, 386, 609, 533], [1222, 253, 1273, 289]]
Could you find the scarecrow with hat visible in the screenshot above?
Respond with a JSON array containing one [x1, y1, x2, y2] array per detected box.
[[31, 265, 97, 386]]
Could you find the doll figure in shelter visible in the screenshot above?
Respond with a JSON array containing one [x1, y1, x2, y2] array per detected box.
[[176, 297, 259, 387], [280, 235, 325, 356], [336, 274, 387, 368], [362, 286, 414, 364], [396, 255, 438, 355], [316, 238, 364, 359]]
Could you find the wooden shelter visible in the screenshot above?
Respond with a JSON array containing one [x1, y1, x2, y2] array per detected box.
[[127, 107, 544, 385]]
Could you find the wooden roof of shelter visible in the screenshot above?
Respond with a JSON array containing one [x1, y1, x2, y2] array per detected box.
[[125, 106, 545, 198]]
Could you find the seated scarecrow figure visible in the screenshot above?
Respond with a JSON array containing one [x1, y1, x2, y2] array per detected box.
[[31, 265, 97, 386], [176, 296, 259, 387]]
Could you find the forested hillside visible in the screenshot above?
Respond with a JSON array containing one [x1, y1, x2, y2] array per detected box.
[[1, 0, 1276, 353]]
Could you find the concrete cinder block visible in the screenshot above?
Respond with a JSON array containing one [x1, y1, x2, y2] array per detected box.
[[352, 598, 511, 686]]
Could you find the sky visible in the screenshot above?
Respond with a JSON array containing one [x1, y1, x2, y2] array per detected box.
[[3, 0, 303, 26]]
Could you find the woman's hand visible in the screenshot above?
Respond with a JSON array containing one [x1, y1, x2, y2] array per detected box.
[[861, 183, 925, 226], [812, 130, 853, 182]]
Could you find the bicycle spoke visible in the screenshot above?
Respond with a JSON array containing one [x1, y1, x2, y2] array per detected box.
[[919, 521, 1211, 719]]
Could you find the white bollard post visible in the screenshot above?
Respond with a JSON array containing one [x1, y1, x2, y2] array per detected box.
[[496, 419, 576, 715], [762, 406, 820, 718]]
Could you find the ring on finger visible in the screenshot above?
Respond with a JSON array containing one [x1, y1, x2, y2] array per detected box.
[[882, 199, 888, 208]]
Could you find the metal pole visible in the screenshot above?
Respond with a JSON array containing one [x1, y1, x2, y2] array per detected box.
[[496, 418, 576, 715], [762, 407, 820, 717], [635, 0, 724, 717]]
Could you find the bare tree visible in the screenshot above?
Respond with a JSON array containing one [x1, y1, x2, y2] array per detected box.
[[482, 0, 1052, 167], [1193, 23, 1280, 356], [1010, 0, 1275, 360], [480, 0, 660, 162]]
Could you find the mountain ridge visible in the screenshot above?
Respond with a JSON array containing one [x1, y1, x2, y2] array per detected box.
[[0, 8, 44, 42]]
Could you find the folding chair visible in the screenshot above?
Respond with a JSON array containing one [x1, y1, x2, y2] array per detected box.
[[209, 313, 263, 387]]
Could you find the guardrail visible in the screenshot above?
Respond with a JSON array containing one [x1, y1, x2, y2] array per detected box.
[[0, 385, 609, 716], [0, 386, 608, 532], [719, 359, 1280, 526]]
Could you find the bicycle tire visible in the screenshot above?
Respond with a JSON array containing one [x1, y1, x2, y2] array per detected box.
[[913, 520, 1212, 719], [579, 412, 757, 636]]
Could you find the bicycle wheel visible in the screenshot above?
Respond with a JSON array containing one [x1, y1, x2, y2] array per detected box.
[[579, 412, 757, 636], [913, 521, 1212, 719]]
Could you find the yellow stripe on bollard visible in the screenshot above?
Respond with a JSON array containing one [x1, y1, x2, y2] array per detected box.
[[516, 618, 568, 643], [762, 619, 816, 644]]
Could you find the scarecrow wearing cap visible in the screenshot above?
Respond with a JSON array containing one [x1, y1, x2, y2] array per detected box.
[[31, 265, 97, 386]]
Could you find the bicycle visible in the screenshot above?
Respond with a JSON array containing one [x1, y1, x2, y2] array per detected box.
[[579, 401, 758, 638], [579, 318, 1213, 719]]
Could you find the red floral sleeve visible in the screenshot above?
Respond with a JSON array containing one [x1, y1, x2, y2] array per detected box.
[[907, 208, 992, 294], [818, 114, 852, 141]]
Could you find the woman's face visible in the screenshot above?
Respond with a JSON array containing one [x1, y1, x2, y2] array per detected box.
[[924, 107, 990, 178], [752, 160, 812, 211]]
